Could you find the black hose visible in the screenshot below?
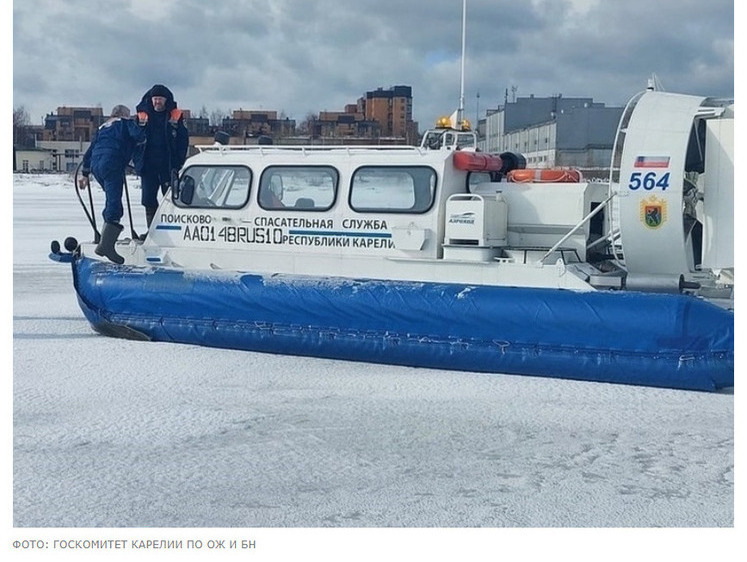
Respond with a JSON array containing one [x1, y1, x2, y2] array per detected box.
[[73, 161, 100, 243]]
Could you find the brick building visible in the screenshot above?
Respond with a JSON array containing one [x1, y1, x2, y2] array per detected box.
[[15, 84, 419, 171]]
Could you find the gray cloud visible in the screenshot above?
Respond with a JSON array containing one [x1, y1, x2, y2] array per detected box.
[[13, 0, 734, 129]]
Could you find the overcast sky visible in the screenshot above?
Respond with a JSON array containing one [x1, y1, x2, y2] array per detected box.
[[13, 0, 734, 130]]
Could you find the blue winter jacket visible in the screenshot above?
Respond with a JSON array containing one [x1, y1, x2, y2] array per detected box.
[[81, 118, 146, 177]]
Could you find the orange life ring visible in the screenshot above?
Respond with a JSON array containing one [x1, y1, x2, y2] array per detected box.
[[452, 151, 504, 172], [508, 168, 582, 183]]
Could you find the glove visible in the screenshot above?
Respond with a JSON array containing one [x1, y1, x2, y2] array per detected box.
[[77, 176, 90, 190]]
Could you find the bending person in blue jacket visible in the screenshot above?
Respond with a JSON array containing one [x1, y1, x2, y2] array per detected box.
[[133, 84, 189, 235], [79, 104, 145, 264]]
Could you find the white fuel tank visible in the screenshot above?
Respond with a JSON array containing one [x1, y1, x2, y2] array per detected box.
[[444, 193, 507, 246]]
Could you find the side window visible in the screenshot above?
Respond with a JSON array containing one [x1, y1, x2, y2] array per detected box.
[[175, 165, 251, 209], [258, 166, 338, 211], [456, 133, 476, 149], [350, 166, 436, 213]]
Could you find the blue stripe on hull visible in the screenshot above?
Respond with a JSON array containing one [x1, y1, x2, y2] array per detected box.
[[71, 256, 734, 392]]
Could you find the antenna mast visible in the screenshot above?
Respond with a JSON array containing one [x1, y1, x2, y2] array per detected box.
[[458, 0, 466, 125]]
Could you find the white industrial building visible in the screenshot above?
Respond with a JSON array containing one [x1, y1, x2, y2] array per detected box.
[[479, 94, 623, 178]]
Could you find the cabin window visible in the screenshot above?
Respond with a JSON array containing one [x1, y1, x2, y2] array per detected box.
[[456, 133, 476, 149], [350, 166, 436, 213], [422, 130, 444, 149], [176, 165, 251, 209], [258, 166, 338, 211]]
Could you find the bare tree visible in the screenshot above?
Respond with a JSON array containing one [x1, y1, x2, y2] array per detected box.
[[209, 108, 229, 127], [13, 106, 31, 145], [297, 111, 317, 136]]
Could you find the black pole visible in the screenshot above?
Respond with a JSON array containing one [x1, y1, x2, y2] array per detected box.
[[122, 173, 139, 240], [73, 161, 100, 243]]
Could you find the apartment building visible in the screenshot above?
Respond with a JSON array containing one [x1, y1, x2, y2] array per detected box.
[[220, 110, 296, 141], [361, 85, 417, 142]]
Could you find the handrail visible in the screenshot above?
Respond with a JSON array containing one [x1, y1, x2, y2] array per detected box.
[[195, 144, 426, 154], [539, 192, 616, 264], [586, 228, 620, 252]]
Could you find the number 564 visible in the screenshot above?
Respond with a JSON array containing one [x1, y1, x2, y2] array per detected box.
[[627, 171, 670, 190]]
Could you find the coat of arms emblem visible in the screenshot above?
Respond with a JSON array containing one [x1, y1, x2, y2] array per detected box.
[[640, 195, 668, 229]]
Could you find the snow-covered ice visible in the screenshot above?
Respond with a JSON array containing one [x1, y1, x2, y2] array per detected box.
[[8, 173, 738, 559]]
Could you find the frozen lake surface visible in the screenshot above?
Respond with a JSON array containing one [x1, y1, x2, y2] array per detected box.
[[9, 173, 738, 558]]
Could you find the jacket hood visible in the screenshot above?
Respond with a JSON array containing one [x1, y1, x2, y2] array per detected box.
[[136, 84, 177, 113]]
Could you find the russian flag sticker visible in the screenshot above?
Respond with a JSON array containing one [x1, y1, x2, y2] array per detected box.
[[634, 155, 670, 168]]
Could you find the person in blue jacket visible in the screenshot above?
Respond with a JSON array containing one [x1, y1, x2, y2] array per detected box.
[[79, 104, 145, 264], [133, 84, 189, 234]]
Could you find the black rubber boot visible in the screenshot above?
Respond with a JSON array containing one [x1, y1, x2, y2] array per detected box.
[[95, 222, 125, 264], [139, 208, 156, 241]]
